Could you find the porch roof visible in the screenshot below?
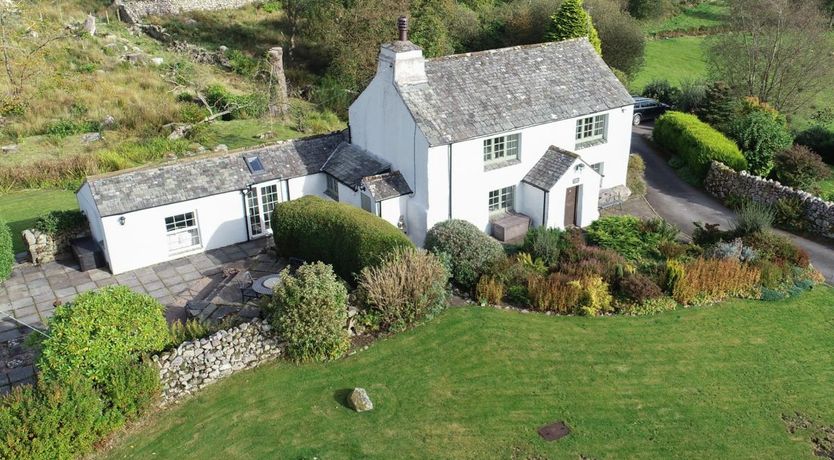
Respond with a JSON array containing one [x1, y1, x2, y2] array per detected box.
[[522, 146, 584, 191]]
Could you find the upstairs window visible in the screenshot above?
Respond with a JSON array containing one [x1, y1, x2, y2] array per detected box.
[[576, 114, 608, 146], [483, 133, 520, 165]]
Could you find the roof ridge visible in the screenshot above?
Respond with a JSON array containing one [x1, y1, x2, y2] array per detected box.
[[426, 37, 589, 63]]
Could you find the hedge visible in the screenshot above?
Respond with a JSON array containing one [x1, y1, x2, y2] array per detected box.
[[654, 111, 747, 180], [271, 196, 414, 281], [0, 217, 12, 281], [424, 219, 505, 290]]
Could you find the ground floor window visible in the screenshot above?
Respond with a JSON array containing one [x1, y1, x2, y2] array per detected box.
[[325, 175, 339, 200], [165, 211, 201, 254], [361, 193, 375, 213], [488, 185, 515, 214]]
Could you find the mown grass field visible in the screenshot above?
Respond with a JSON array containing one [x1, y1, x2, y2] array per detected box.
[[0, 190, 78, 254], [630, 36, 709, 92], [643, 0, 729, 36], [102, 287, 834, 459]]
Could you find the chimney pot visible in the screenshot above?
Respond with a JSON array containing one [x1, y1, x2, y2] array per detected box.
[[397, 16, 408, 41]]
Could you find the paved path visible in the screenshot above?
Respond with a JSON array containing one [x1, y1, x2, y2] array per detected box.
[[632, 124, 834, 283]]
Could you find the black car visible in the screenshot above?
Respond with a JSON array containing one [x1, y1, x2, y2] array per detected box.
[[632, 97, 670, 126]]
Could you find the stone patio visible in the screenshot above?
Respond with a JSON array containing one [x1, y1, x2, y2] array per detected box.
[[0, 238, 285, 393]]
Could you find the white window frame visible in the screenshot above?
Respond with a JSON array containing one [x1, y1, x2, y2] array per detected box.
[[483, 133, 520, 166], [248, 183, 281, 238], [575, 114, 608, 145], [488, 185, 516, 214], [325, 175, 339, 200], [165, 211, 202, 255]]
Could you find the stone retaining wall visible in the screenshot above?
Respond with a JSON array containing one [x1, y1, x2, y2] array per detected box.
[[153, 319, 284, 404], [705, 161, 834, 238], [115, 0, 260, 23], [21, 228, 89, 265]]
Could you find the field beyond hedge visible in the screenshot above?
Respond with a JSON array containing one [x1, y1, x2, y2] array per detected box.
[[102, 287, 834, 459]]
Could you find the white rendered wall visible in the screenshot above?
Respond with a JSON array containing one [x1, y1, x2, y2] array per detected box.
[[287, 173, 326, 201], [379, 197, 407, 229], [437, 106, 630, 234], [517, 183, 546, 227], [76, 183, 109, 262], [101, 191, 248, 274]]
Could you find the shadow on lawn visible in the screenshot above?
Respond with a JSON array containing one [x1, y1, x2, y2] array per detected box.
[[333, 388, 354, 409]]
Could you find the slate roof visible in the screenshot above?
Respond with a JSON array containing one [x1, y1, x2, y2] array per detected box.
[[362, 171, 413, 200], [321, 142, 391, 190], [398, 38, 634, 146], [522, 146, 582, 191], [87, 132, 346, 217]]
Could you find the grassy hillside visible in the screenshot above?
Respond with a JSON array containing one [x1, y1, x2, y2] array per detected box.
[[630, 36, 709, 91], [101, 287, 834, 459]]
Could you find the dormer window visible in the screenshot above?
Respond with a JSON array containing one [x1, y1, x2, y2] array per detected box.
[[483, 133, 520, 167], [575, 114, 608, 148]]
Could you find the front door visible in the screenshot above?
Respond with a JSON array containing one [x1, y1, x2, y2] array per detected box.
[[564, 186, 579, 227], [247, 183, 281, 238]]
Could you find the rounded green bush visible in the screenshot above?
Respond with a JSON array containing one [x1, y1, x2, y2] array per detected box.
[[0, 217, 13, 282], [271, 196, 414, 282], [654, 111, 747, 181], [269, 262, 349, 362], [38, 286, 169, 384], [424, 219, 505, 290]]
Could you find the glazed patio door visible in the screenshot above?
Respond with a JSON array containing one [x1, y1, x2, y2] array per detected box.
[[247, 183, 281, 238]]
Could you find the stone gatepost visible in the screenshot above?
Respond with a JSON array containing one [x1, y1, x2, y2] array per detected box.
[[267, 47, 289, 118]]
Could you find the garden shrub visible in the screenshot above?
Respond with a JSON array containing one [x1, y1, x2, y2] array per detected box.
[[0, 375, 108, 460], [272, 196, 414, 281], [521, 226, 564, 267], [773, 145, 831, 190], [0, 217, 12, 281], [695, 81, 734, 130], [618, 296, 677, 316], [628, 0, 668, 19], [167, 318, 228, 347], [475, 275, 504, 305], [742, 231, 810, 267], [692, 221, 731, 246], [664, 259, 685, 293], [424, 219, 505, 290], [38, 286, 169, 384], [527, 273, 582, 314], [97, 360, 160, 427], [585, 216, 677, 263], [203, 84, 268, 119], [627, 153, 647, 196], [733, 201, 774, 236], [706, 238, 758, 263], [34, 209, 86, 235], [618, 273, 663, 303], [653, 111, 747, 181], [773, 196, 806, 231], [268, 263, 349, 362], [671, 258, 760, 304], [356, 248, 449, 332], [560, 239, 630, 285], [795, 126, 834, 164], [577, 275, 614, 316], [642, 79, 680, 106], [725, 108, 793, 177]]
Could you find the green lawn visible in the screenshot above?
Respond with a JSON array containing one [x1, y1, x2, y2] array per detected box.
[[644, 1, 729, 36], [103, 287, 834, 459], [630, 36, 709, 92], [0, 189, 78, 254]]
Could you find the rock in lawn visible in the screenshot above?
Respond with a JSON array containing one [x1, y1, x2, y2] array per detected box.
[[348, 388, 373, 412]]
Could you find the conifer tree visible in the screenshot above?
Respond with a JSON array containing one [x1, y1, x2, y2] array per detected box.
[[548, 0, 602, 55]]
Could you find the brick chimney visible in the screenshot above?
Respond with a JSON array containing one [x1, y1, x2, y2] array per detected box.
[[377, 16, 427, 86]]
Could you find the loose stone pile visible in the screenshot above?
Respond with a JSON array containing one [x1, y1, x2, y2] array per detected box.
[[154, 319, 285, 404], [705, 161, 834, 238]]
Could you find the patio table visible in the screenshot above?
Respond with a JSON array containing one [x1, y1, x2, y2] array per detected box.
[[252, 274, 281, 295]]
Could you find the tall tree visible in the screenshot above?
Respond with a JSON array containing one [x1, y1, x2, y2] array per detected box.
[[410, 0, 454, 57], [547, 0, 602, 55], [706, 0, 834, 115], [586, 0, 645, 75]]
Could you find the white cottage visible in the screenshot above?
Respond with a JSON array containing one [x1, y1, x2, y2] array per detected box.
[[77, 22, 634, 274]]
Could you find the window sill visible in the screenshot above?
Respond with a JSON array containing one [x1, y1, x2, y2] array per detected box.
[[575, 138, 607, 150], [484, 158, 521, 172]]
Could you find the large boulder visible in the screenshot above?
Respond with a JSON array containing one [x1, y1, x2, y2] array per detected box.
[[348, 388, 373, 412]]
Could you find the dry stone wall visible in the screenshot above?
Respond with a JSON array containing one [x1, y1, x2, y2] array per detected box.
[[153, 319, 285, 404], [21, 228, 89, 264], [115, 0, 260, 23], [705, 161, 834, 238]]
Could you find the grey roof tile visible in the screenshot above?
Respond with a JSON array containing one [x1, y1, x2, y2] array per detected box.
[[522, 146, 580, 191], [321, 142, 391, 190], [361, 171, 412, 200], [88, 132, 346, 216], [399, 38, 633, 146]]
